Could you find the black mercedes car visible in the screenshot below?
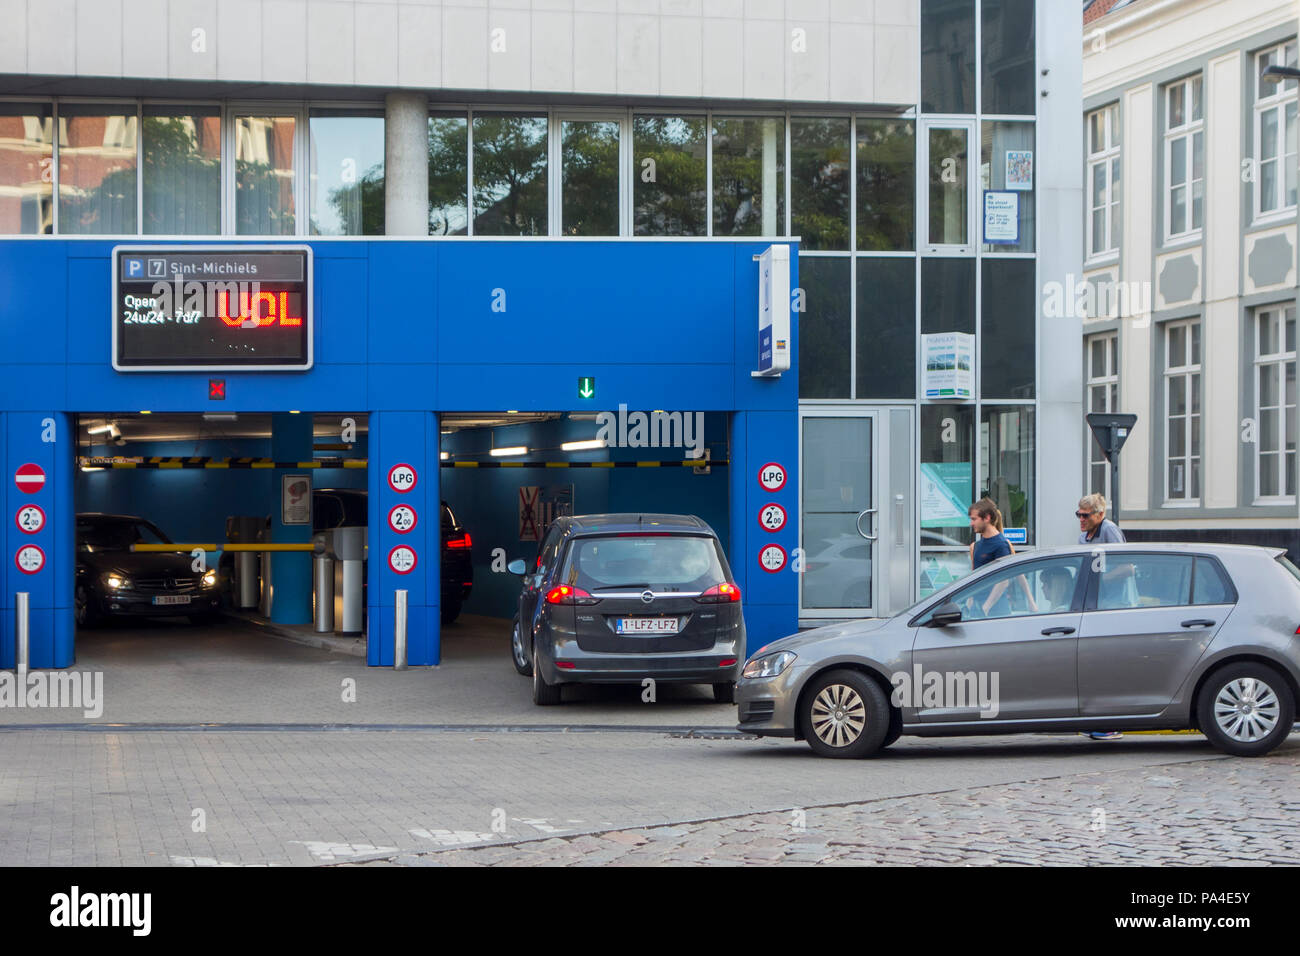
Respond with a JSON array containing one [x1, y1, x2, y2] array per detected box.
[[75, 513, 222, 626]]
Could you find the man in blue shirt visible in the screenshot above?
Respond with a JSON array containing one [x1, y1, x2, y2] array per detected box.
[[970, 497, 1011, 569], [1077, 493, 1125, 544]]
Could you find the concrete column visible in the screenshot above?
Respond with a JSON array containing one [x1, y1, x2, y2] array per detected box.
[[385, 92, 430, 236], [269, 413, 313, 626]]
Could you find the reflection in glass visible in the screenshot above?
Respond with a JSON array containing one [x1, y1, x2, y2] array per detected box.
[[59, 108, 138, 235], [928, 126, 968, 246], [473, 113, 547, 236], [0, 105, 53, 234], [856, 118, 914, 250], [712, 116, 784, 236], [982, 0, 1035, 115], [791, 117, 850, 251], [980, 121, 1034, 252], [801, 417, 872, 609], [920, 404, 974, 548], [144, 110, 220, 235], [562, 119, 620, 236], [798, 256, 851, 399], [981, 405, 1035, 543], [921, 0, 975, 114], [309, 113, 384, 236], [235, 115, 295, 235], [633, 115, 706, 236], [428, 114, 468, 235]]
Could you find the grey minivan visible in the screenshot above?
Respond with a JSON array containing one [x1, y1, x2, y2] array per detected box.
[[508, 514, 746, 705], [737, 544, 1300, 758]]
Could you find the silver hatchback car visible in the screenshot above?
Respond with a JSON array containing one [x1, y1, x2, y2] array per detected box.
[[737, 544, 1300, 758]]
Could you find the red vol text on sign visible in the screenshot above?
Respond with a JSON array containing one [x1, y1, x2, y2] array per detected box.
[[388, 464, 417, 493], [14, 463, 46, 494]]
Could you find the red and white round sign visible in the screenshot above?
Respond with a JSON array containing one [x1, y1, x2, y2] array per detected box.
[[758, 543, 787, 573], [388, 463, 417, 493], [14, 463, 46, 494], [388, 504, 417, 534], [15, 544, 45, 574], [758, 503, 786, 532], [388, 545, 418, 574], [15, 505, 45, 535], [758, 462, 786, 492]]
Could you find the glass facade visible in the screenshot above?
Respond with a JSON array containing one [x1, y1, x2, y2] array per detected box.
[[59, 106, 137, 235], [143, 109, 221, 236], [790, 117, 850, 251], [561, 118, 620, 236], [632, 115, 706, 237], [0, 105, 52, 234], [473, 113, 547, 236], [428, 114, 468, 236], [309, 112, 384, 236], [712, 116, 784, 237], [234, 114, 295, 236]]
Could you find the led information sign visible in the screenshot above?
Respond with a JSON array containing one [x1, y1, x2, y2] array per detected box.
[[112, 245, 313, 371]]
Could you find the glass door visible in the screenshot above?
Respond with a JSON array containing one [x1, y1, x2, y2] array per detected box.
[[799, 410, 877, 618]]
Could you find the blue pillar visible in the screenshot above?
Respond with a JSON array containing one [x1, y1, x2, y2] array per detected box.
[[269, 412, 313, 625], [2, 412, 74, 668], [367, 410, 439, 666]]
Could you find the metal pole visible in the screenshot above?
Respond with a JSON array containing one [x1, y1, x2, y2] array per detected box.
[[15, 592, 29, 676], [1110, 445, 1121, 527], [313, 552, 335, 633], [394, 589, 408, 670]]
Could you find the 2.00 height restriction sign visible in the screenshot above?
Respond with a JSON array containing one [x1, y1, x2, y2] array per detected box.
[[112, 245, 313, 371]]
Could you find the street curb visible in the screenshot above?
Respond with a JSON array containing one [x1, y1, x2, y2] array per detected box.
[[222, 611, 368, 658]]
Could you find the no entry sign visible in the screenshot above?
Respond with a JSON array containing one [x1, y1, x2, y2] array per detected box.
[[14, 463, 45, 494]]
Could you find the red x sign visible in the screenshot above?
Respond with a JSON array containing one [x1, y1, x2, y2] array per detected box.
[[209, 379, 226, 400]]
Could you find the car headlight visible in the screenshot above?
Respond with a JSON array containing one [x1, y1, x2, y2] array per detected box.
[[104, 574, 130, 590], [742, 650, 797, 679], [202, 570, 217, 588]]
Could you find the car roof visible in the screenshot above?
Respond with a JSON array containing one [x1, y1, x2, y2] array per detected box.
[[76, 513, 151, 523], [559, 513, 715, 536], [1004, 542, 1286, 559]]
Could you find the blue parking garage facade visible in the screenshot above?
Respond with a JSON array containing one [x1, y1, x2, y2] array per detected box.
[[0, 237, 800, 669]]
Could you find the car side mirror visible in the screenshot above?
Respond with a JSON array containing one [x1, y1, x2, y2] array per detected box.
[[929, 602, 963, 627], [507, 559, 527, 576]]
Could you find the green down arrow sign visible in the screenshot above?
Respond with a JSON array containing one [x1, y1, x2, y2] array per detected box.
[[578, 377, 595, 399]]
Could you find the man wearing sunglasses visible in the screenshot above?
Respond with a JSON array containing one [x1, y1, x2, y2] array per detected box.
[[1077, 493, 1124, 545]]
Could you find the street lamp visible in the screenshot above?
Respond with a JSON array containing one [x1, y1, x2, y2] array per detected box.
[[1261, 65, 1300, 83]]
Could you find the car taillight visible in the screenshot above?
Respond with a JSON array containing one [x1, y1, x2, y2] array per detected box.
[[546, 584, 598, 605], [446, 533, 471, 549], [696, 583, 740, 604]]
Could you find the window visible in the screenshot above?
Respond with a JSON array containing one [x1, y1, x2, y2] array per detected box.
[[939, 556, 1085, 622], [924, 123, 972, 249], [981, 259, 1034, 397], [1096, 553, 1193, 610], [1086, 104, 1121, 258], [632, 115, 706, 236], [1163, 76, 1204, 240], [143, 108, 221, 235], [982, 0, 1035, 115], [428, 113, 468, 236], [561, 118, 621, 236], [856, 257, 916, 398], [711, 116, 784, 237], [1164, 319, 1202, 503], [1254, 304, 1297, 501], [1192, 557, 1235, 605], [0, 105, 53, 234], [472, 113, 547, 236], [309, 112, 384, 236], [921, 257, 975, 333], [921, 0, 975, 115], [1255, 42, 1298, 218], [856, 118, 914, 251], [234, 114, 296, 236], [981, 406, 1034, 542], [1085, 332, 1119, 495], [797, 256, 851, 399], [790, 117, 850, 251], [59, 106, 138, 235], [980, 120, 1034, 252]]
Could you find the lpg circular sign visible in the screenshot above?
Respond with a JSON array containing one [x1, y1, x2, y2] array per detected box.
[[388, 545, 418, 574], [758, 462, 786, 492], [758, 543, 786, 573], [387, 463, 417, 493]]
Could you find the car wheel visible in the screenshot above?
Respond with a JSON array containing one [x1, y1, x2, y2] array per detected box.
[[511, 615, 533, 677], [801, 669, 891, 758], [1196, 662, 1295, 757], [712, 681, 735, 704], [74, 585, 99, 629], [440, 600, 462, 625], [531, 642, 562, 706], [881, 714, 903, 749]]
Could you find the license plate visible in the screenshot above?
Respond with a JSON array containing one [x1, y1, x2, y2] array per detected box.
[[616, 617, 679, 635], [152, 595, 191, 606]]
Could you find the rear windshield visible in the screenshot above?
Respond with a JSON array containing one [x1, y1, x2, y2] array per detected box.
[[560, 534, 727, 592], [1277, 554, 1300, 586]]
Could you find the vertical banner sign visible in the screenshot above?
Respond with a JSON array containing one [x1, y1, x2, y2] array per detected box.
[[754, 244, 791, 376], [281, 475, 311, 525]]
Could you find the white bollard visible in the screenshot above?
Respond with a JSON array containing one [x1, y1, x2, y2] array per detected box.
[[394, 589, 408, 670], [15, 591, 29, 676]]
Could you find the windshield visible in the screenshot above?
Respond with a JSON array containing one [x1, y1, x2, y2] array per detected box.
[[1277, 554, 1300, 585], [559, 534, 728, 591], [77, 519, 172, 551]]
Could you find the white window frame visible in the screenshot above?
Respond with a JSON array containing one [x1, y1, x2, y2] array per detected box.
[[1162, 76, 1204, 244], [1253, 41, 1299, 222], [1253, 304, 1297, 503], [1085, 330, 1118, 494], [918, 117, 977, 256], [224, 103, 307, 237], [549, 109, 628, 237], [1163, 317, 1202, 505], [1085, 104, 1120, 261]]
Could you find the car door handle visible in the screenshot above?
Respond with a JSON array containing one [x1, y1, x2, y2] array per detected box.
[[1040, 626, 1075, 636], [1181, 618, 1215, 628]]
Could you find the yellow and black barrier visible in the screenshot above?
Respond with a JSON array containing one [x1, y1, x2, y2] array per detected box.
[[81, 457, 725, 470], [131, 543, 321, 553]]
